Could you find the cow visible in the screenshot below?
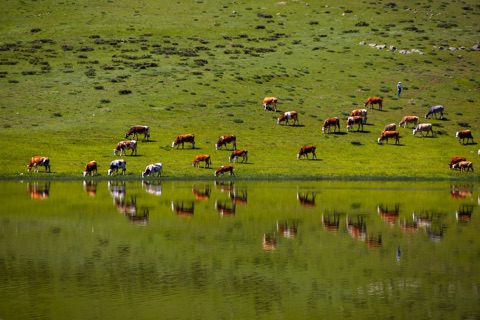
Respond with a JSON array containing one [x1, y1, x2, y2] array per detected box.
[[449, 157, 467, 169], [83, 160, 97, 177], [413, 123, 433, 137], [377, 131, 400, 144], [322, 117, 340, 133], [399, 116, 419, 128], [114, 140, 137, 156], [364, 96, 383, 110], [125, 125, 150, 141], [172, 134, 195, 149], [455, 130, 474, 144], [229, 150, 248, 163], [350, 109, 367, 123], [263, 96, 278, 111], [383, 123, 397, 132], [107, 159, 127, 176], [297, 145, 317, 160], [142, 163, 162, 178], [346, 116, 364, 132], [214, 165, 235, 176], [215, 135, 236, 150], [452, 161, 474, 172], [192, 154, 212, 168], [27, 156, 51, 173], [277, 111, 299, 126], [425, 105, 444, 119]]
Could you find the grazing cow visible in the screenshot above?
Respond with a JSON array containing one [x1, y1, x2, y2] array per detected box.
[[425, 105, 444, 119], [229, 150, 248, 163], [383, 123, 397, 132], [322, 117, 340, 133], [297, 145, 317, 160], [263, 96, 278, 111], [413, 123, 433, 137], [142, 163, 162, 178], [399, 116, 419, 128], [350, 109, 367, 123], [172, 134, 195, 149], [364, 96, 383, 110], [83, 160, 97, 177], [125, 125, 150, 141], [452, 161, 474, 172], [107, 159, 127, 176], [449, 156, 467, 169], [277, 111, 299, 126], [377, 131, 400, 144], [455, 130, 474, 144], [192, 154, 212, 168], [27, 156, 51, 173], [214, 165, 235, 176], [346, 116, 364, 132], [215, 135, 236, 150], [114, 140, 137, 156]]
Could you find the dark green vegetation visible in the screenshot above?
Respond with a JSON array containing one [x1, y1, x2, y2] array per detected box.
[[1, 0, 479, 179]]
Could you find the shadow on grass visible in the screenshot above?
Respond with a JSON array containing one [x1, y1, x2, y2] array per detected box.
[[298, 158, 323, 161], [331, 132, 348, 136], [461, 142, 477, 146]]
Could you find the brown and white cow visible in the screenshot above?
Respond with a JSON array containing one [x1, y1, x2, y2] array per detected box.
[[27, 156, 51, 172], [172, 134, 195, 149], [346, 116, 364, 132], [229, 150, 248, 163], [364, 96, 383, 110], [215, 135, 236, 150], [350, 109, 367, 123], [452, 161, 474, 172], [263, 96, 278, 111], [107, 159, 127, 176], [125, 125, 150, 141], [192, 154, 212, 168], [322, 117, 340, 133], [377, 131, 400, 144], [277, 111, 299, 126], [449, 157, 467, 169], [142, 163, 162, 178], [413, 123, 433, 137], [297, 145, 317, 160], [455, 130, 474, 144], [383, 123, 397, 132], [399, 116, 419, 128], [83, 160, 97, 177], [114, 140, 137, 156], [214, 165, 235, 176]]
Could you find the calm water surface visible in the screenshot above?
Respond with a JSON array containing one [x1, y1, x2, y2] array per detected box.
[[0, 180, 479, 320]]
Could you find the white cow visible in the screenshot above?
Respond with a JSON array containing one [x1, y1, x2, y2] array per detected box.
[[413, 123, 433, 137], [108, 159, 127, 176], [142, 163, 162, 178]]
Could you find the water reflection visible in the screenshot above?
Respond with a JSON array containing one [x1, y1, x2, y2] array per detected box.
[[277, 220, 298, 238], [377, 204, 400, 225], [456, 204, 474, 223], [192, 185, 210, 201], [172, 201, 195, 217], [215, 200, 235, 216], [28, 181, 50, 200], [262, 233, 277, 251], [322, 213, 340, 232], [297, 191, 316, 207], [83, 180, 97, 197], [450, 184, 474, 199], [142, 180, 162, 196]]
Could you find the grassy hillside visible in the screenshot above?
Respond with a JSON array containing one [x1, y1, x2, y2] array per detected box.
[[1, 0, 479, 179]]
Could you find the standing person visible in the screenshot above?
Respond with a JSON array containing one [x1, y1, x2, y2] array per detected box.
[[397, 81, 402, 98]]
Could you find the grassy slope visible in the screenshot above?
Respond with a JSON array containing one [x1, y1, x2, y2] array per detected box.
[[0, 0, 479, 179]]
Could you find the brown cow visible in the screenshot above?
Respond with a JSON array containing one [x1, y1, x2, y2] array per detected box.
[[297, 145, 317, 160], [322, 117, 340, 133], [350, 109, 367, 123], [215, 135, 236, 150], [229, 150, 248, 163], [364, 96, 383, 110], [214, 165, 235, 176], [346, 116, 364, 132], [452, 161, 474, 172], [114, 140, 137, 156], [377, 131, 400, 144], [172, 134, 195, 149], [192, 154, 212, 168], [399, 116, 419, 128], [125, 125, 150, 141], [455, 130, 474, 144], [449, 157, 466, 169], [27, 156, 51, 172], [263, 97, 278, 111], [83, 160, 97, 177], [277, 111, 299, 126], [383, 123, 397, 132]]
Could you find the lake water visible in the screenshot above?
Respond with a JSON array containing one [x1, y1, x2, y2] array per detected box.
[[1, 180, 479, 319]]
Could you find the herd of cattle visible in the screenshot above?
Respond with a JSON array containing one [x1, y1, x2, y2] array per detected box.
[[26, 96, 478, 176]]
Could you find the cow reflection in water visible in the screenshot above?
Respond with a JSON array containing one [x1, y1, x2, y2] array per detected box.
[[230, 189, 247, 204], [126, 207, 149, 226], [377, 204, 400, 225], [114, 195, 148, 226], [83, 180, 97, 197], [142, 180, 162, 196], [108, 181, 126, 201], [412, 211, 433, 229], [192, 186, 210, 201], [346, 215, 382, 249], [450, 184, 473, 199], [297, 191, 316, 207], [172, 201, 194, 217], [28, 182, 50, 200], [215, 200, 235, 216], [262, 233, 277, 251], [214, 180, 234, 193], [277, 220, 298, 238], [456, 204, 474, 223], [322, 213, 340, 232], [400, 218, 418, 233], [427, 224, 445, 242]]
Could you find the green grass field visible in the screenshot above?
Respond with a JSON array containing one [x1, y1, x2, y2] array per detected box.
[[1, 0, 479, 180]]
